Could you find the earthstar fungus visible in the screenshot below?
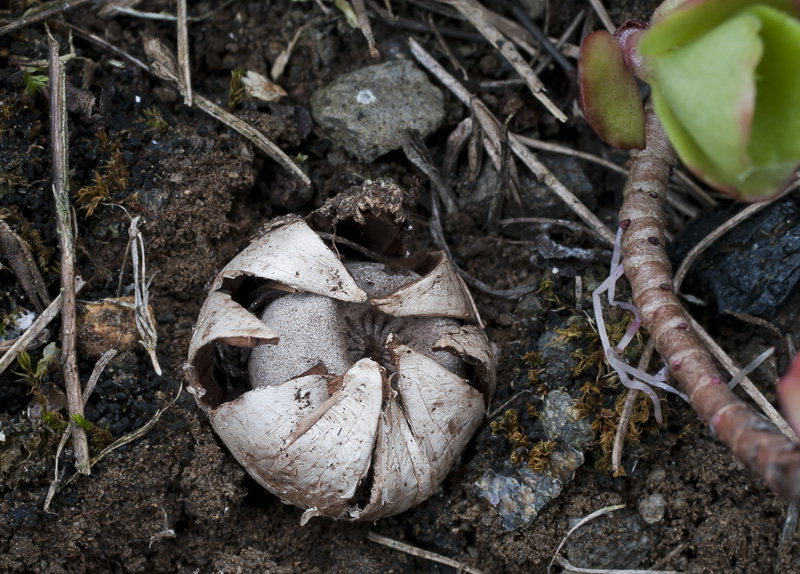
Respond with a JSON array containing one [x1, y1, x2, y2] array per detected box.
[[186, 215, 494, 523]]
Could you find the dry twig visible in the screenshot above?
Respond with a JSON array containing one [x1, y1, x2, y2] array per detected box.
[[48, 31, 90, 475], [501, 0, 574, 73], [548, 504, 626, 574], [402, 129, 539, 299], [70, 28, 310, 186], [367, 532, 485, 574], [352, 0, 379, 58], [0, 0, 92, 36], [673, 202, 772, 288], [534, 9, 585, 75], [587, 0, 616, 34], [619, 102, 800, 503], [409, 38, 614, 247], [0, 221, 51, 313], [176, 0, 192, 106], [446, 0, 567, 122], [44, 349, 117, 512], [427, 14, 468, 81], [63, 385, 183, 486], [0, 278, 85, 375], [128, 217, 161, 375], [611, 340, 655, 476]]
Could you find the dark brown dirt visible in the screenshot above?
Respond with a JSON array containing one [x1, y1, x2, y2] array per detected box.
[[1, 1, 799, 573]]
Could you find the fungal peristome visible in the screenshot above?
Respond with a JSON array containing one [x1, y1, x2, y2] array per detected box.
[[186, 217, 494, 523]]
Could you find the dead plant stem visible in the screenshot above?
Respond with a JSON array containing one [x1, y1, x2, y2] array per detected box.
[[447, 0, 567, 122], [611, 340, 655, 475], [176, 0, 192, 106], [409, 38, 614, 247], [0, 0, 92, 36], [0, 221, 51, 312], [367, 532, 484, 574], [0, 277, 85, 376], [48, 32, 90, 475]]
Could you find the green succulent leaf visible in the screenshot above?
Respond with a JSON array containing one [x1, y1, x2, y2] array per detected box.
[[640, 0, 799, 57], [650, 0, 693, 24], [649, 11, 760, 178], [645, 3, 800, 200], [747, 6, 800, 177], [578, 30, 645, 150]]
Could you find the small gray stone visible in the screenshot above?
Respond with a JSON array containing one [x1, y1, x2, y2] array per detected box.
[[138, 188, 171, 212], [638, 493, 666, 524], [311, 60, 445, 162], [540, 390, 594, 451], [519, 0, 546, 19], [566, 511, 658, 569]]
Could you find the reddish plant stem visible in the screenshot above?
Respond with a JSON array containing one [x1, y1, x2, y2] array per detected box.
[[620, 102, 800, 503]]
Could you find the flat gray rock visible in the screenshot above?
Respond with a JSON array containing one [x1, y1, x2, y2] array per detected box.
[[311, 60, 445, 162]]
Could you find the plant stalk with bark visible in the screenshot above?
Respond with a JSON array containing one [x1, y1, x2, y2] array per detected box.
[[620, 102, 800, 503]]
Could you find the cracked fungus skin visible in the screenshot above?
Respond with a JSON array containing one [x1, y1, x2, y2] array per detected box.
[[186, 217, 495, 523]]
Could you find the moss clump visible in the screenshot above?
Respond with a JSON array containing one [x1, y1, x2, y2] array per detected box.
[[74, 131, 131, 217], [228, 67, 246, 110]]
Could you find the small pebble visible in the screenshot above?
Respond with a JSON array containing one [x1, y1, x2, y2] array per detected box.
[[638, 493, 666, 524]]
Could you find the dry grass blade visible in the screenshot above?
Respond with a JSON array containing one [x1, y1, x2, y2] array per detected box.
[[611, 340, 654, 476], [471, 99, 520, 201], [548, 504, 625, 574], [446, 0, 567, 122], [352, 0, 379, 58], [0, 0, 92, 36], [667, 199, 796, 438], [367, 532, 485, 574], [515, 134, 627, 176], [409, 38, 613, 246], [534, 8, 585, 75], [406, 130, 539, 299], [428, 14, 468, 81], [552, 556, 679, 574], [673, 169, 716, 206], [62, 385, 184, 489], [191, 94, 310, 186], [176, 0, 192, 106], [509, 139, 614, 245], [686, 314, 797, 441], [129, 216, 162, 375], [442, 117, 473, 180], [0, 278, 85, 375], [272, 25, 307, 80], [503, 0, 574, 73], [44, 349, 118, 512], [0, 220, 52, 313], [143, 36, 182, 85], [48, 30, 90, 475], [588, 0, 616, 34], [137, 36, 310, 186], [401, 130, 459, 214]]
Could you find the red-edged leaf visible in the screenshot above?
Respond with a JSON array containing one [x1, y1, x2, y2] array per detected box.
[[578, 30, 645, 150]]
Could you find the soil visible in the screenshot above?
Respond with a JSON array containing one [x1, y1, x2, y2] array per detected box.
[[1, 1, 798, 573]]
